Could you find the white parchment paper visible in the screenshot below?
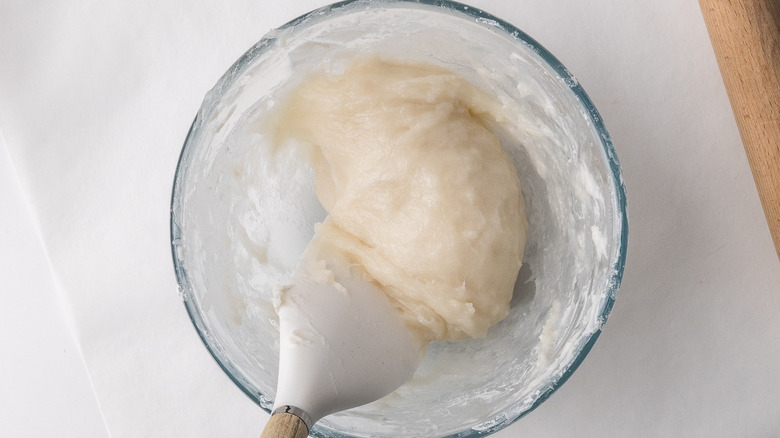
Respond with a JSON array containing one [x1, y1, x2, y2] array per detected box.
[[1, 1, 778, 437]]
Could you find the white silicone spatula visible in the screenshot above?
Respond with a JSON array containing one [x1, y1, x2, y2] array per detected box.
[[259, 247, 423, 438]]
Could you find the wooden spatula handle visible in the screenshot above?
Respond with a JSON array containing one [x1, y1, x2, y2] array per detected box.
[[260, 412, 308, 438], [699, 0, 780, 261]]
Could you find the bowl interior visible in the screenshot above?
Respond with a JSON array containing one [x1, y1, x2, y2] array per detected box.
[[171, 1, 627, 437]]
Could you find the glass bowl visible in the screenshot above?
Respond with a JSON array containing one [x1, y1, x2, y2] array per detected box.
[[170, 0, 628, 436]]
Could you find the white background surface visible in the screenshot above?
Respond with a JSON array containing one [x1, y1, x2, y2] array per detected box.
[[1, 1, 779, 437], [0, 133, 109, 436]]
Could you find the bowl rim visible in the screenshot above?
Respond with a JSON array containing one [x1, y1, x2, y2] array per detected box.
[[170, 0, 628, 436]]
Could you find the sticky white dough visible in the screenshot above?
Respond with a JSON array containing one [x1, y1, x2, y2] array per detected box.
[[270, 57, 527, 342]]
